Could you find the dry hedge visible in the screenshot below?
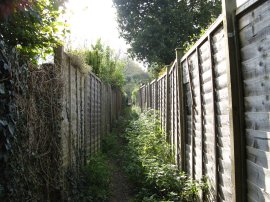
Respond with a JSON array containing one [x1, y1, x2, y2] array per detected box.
[[5, 64, 64, 201]]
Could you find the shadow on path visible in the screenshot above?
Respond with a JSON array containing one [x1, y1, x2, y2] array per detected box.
[[109, 158, 134, 202]]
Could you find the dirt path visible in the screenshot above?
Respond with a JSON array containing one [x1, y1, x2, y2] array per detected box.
[[109, 159, 134, 202]]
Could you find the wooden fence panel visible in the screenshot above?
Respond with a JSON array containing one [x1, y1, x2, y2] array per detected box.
[[97, 79, 102, 152], [150, 80, 155, 109], [140, 86, 145, 110], [168, 63, 180, 163], [84, 73, 91, 159], [199, 39, 217, 201], [157, 79, 161, 111], [101, 83, 106, 138], [137, 2, 270, 200], [162, 75, 168, 131], [188, 51, 203, 181], [77, 69, 84, 165], [90, 75, 95, 154], [54, 47, 123, 199], [70, 63, 77, 165], [181, 60, 193, 176], [237, 1, 270, 201], [59, 52, 71, 169], [212, 26, 233, 202], [137, 13, 234, 202]]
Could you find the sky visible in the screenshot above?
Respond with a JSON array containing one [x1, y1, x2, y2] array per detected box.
[[237, 0, 248, 7], [63, 0, 128, 53]]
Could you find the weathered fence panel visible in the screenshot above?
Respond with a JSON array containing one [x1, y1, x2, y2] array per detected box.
[[237, 1, 270, 201], [55, 46, 122, 185], [156, 74, 167, 131], [138, 0, 270, 201]]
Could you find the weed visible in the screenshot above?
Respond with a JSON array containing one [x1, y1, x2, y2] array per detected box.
[[76, 153, 111, 202], [119, 109, 207, 201]]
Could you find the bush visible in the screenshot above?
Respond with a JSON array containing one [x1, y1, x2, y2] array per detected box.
[[120, 109, 207, 201], [77, 154, 111, 202]]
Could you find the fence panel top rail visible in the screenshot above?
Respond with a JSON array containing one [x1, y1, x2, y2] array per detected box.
[[150, 79, 156, 85], [157, 71, 167, 82], [89, 71, 102, 83], [168, 61, 177, 75], [181, 15, 223, 63], [140, 85, 146, 90], [236, 0, 267, 16]]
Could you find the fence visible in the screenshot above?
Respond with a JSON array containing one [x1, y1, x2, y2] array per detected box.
[[138, 0, 270, 201], [55, 46, 122, 171]]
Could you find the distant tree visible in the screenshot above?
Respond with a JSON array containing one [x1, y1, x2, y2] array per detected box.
[[85, 39, 125, 88], [113, 0, 221, 73], [0, 0, 65, 61], [122, 58, 149, 97], [85, 39, 103, 75]]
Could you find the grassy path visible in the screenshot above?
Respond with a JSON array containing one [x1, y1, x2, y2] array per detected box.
[[104, 107, 136, 202]]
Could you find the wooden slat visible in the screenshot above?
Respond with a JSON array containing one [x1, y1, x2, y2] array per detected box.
[[236, 0, 269, 20], [196, 47, 205, 189], [187, 55, 196, 179]]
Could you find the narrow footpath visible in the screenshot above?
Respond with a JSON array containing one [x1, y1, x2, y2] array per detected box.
[[106, 108, 136, 202], [109, 159, 133, 202]]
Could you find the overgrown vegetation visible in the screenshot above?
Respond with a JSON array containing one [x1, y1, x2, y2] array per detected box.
[[68, 50, 91, 74], [73, 154, 111, 202], [67, 39, 126, 89], [0, 37, 19, 200], [4, 64, 63, 201], [85, 39, 125, 88], [111, 108, 207, 201], [0, 0, 66, 61]]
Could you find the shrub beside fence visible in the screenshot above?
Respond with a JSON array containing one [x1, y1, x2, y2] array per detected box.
[[137, 1, 270, 201]]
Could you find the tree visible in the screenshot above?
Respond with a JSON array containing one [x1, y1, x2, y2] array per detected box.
[[85, 39, 125, 88], [113, 0, 221, 73], [0, 0, 65, 61], [122, 58, 149, 97]]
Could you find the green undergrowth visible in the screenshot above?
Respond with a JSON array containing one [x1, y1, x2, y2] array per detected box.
[[74, 153, 111, 202], [112, 107, 207, 201], [76, 107, 207, 202], [73, 108, 138, 202], [84, 154, 111, 201]]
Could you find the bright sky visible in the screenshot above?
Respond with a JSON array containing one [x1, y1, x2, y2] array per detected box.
[[237, 0, 248, 7], [64, 0, 128, 54]]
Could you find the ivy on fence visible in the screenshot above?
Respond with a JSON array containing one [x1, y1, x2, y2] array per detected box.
[[0, 37, 28, 199]]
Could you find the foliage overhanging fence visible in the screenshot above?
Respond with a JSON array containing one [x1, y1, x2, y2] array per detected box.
[[137, 1, 270, 201]]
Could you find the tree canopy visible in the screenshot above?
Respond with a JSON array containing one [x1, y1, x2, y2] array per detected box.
[[113, 0, 221, 73], [0, 0, 65, 61]]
